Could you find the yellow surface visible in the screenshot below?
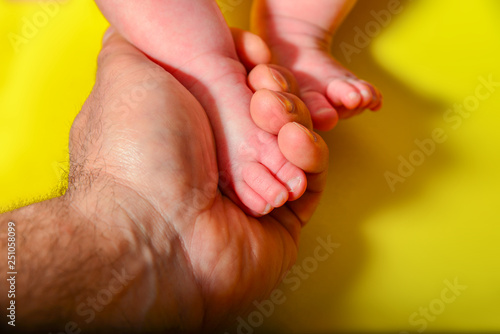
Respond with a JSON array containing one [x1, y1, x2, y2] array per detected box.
[[1, 0, 499, 332], [0, 0, 108, 211]]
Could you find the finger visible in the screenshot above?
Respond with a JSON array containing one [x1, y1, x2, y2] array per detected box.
[[278, 122, 328, 176], [230, 27, 271, 71], [247, 64, 299, 94], [277, 123, 329, 225], [250, 89, 313, 135]]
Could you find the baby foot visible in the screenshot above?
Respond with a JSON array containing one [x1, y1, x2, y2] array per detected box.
[[254, 17, 382, 130], [181, 55, 307, 216], [277, 46, 383, 122]]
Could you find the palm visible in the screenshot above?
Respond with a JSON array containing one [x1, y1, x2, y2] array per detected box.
[[91, 60, 300, 324], [149, 85, 305, 329], [71, 31, 327, 331]]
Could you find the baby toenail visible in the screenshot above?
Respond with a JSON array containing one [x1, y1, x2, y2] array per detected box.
[[263, 203, 273, 215], [274, 192, 287, 207], [274, 91, 295, 113], [348, 92, 361, 101], [286, 177, 302, 193], [316, 108, 336, 115], [269, 67, 289, 91], [361, 90, 371, 98]]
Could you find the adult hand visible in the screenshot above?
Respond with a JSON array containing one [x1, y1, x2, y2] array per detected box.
[[1, 28, 328, 333]]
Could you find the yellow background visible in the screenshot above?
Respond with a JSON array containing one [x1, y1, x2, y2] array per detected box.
[[1, 0, 499, 332]]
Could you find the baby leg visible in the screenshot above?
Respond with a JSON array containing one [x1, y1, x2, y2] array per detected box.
[[252, 0, 382, 130], [95, 0, 307, 215]]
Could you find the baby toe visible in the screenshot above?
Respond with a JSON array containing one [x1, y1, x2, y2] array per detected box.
[[300, 91, 338, 131], [353, 79, 382, 110], [326, 78, 363, 110], [274, 161, 307, 201], [234, 180, 272, 216], [341, 78, 374, 110], [359, 80, 383, 110], [242, 162, 289, 210]]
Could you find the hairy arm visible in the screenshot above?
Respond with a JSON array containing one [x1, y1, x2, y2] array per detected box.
[[0, 173, 180, 332]]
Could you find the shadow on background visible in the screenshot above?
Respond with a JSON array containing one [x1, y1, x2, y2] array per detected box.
[[260, 1, 452, 332], [4, 0, 494, 332]]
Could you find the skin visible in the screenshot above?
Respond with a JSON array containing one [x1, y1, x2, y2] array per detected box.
[[0, 29, 328, 333], [252, 0, 383, 125], [94, 0, 381, 216], [95, 0, 311, 217]]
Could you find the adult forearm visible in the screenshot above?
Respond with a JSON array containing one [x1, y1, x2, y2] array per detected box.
[[0, 180, 160, 332]]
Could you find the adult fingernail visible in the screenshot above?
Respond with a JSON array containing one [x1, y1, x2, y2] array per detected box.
[[274, 91, 295, 114], [286, 177, 302, 193], [293, 122, 317, 142], [269, 67, 289, 91]]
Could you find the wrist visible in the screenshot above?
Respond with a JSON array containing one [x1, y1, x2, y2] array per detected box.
[[64, 169, 204, 332], [1, 191, 157, 331], [63, 172, 160, 323]]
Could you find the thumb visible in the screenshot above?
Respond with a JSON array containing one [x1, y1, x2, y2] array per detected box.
[[97, 26, 164, 80]]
